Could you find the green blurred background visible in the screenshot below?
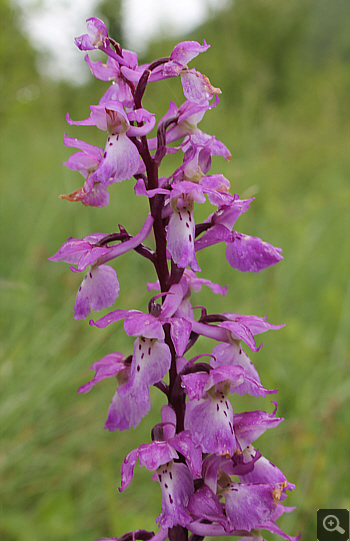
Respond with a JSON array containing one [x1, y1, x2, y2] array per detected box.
[[1, 0, 349, 539]]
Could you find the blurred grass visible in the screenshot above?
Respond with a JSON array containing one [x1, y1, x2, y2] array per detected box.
[[1, 0, 349, 539]]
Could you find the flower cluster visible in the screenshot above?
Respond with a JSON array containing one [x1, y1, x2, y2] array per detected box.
[[50, 17, 299, 541]]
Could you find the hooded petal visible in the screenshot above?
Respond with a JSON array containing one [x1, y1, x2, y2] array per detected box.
[[181, 366, 245, 401], [169, 317, 192, 356], [123, 312, 165, 340], [75, 17, 109, 50], [139, 441, 178, 471], [211, 341, 260, 383], [170, 430, 202, 478]]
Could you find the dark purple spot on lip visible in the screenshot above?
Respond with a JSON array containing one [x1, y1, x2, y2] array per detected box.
[[186, 222, 190, 228], [148, 347, 151, 355], [169, 494, 173, 504], [188, 211, 192, 221], [189, 234, 192, 242], [137, 365, 140, 372], [107, 137, 110, 142], [141, 353, 144, 359], [139, 344, 142, 350], [103, 152, 107, 158], [164, 483, 168, 489], [109, 142, 113, 146], [224, 410, 227, 417], [229, 422, 233, 434], [79, 286, 82, 291], [158, 474, 162, 482], [169, 472, 172, 480], [179, 213, 183, 221], [217, 404, 219, 411], [89, 272, 93, 278]]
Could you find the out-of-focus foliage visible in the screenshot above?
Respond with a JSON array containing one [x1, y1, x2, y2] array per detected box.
[[1, 0, 349, 540]]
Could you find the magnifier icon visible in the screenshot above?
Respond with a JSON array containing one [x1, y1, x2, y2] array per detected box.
[[323, 514, 345, 534]]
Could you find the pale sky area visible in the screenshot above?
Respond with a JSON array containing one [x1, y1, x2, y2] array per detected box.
[[12, 0, 228, 84]]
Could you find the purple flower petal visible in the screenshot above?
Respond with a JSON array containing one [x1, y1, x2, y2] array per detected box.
[[78, 352, 126, 393], [218, 314, 283, 353], [139, 441, 178, 471], [90, 308, 140, 329], [160, 404, 177, 441], [74, 17, 109, 52], [182, 269, 227, 296], [119, 448, 140, 491], [119, 338, 171, 397], [259, 504, 301, 541], [169, 317, 192, 356], [123, 312, 165, 340], [78, 181, 110, 208], [232, 404, 283, 449], [202, 454, 227, 494], [181, 371, 209, 401], [170, 430, 202, 478], [166, 198, 200, 271], [203, 365, 245, 392], [156, 461, 193, 529], [84, 54, 118, 81], [181, 68, 221, 105], [223, 482, 280, 531], [226, 232, 283, 272], [105, 389, 151, 431], [240, 445, 295, 497], [184, 390, 238, 456], [170, 40, 210, 65], [188, 484, 230, 530], [74, 264, 120, 320], [213, 197, 253, 229], [194, 224, 232, 252], [93, 132, 140, 185], [160, 283, 185, 318], [48, 236, 108, 266], [211, 341, 260, 382]]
